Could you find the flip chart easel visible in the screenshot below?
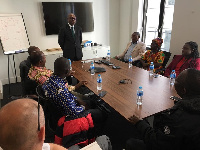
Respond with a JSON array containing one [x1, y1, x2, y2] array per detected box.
[[0, 13, 30, 96]]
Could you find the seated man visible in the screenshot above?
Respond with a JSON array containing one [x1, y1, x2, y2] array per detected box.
[[0, 98, 111, 150], [28, 51, 53, 85], [115, 32, 146, 65], [126, 68, 200, 150], [0, 98, 67, 150], [42, 57, 104, 122], [140, 37, 165, 70], [42, 57, 111, 149]]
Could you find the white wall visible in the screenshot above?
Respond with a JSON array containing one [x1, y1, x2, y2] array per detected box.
[[109, 0, 140, 56], [0, 0, 109, 85], [109, 0, 120, 57], [118, 0, 139, 54], [170, 0, 200, 56]]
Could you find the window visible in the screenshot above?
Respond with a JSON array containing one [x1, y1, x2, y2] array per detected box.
[[141, 0, 175, 51]]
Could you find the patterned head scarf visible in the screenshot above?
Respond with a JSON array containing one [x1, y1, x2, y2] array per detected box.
[[152, 37, 163, 48]]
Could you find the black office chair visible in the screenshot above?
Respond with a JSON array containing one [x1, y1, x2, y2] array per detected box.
[[19, 60, 37, 95], [36, 85, 63, 132], [162, 51, 172, 68], [155, 51, 172, 74]]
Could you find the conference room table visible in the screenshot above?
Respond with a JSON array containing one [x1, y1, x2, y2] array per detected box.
[[72, 58, 179, 120]]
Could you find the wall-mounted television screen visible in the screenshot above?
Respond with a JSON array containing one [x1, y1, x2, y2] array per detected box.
[[42, 2, 94, 35]]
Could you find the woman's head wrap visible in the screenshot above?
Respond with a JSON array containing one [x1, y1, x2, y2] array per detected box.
[[152, 37, 163, 48]]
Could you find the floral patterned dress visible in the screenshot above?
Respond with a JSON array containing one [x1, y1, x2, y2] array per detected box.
[[142, 50, 165, 69]]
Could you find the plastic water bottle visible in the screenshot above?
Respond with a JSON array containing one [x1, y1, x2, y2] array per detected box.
[[136, 86, 143, 105], [149, 62, 154, 76], [170, 70, 176, 85], [68, 59, 72, 70], [90, 61, 95, 75], [107, 49, 110, 61], [129, 56, 133, 68], [97, 74, 102, 90]]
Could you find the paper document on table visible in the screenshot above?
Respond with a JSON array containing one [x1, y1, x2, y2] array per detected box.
[[80, 141, 102, 150]]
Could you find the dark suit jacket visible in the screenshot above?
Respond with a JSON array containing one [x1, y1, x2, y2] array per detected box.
[[58, 24, 82, 61]]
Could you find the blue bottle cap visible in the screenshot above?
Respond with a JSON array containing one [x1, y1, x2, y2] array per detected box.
[[98, 74, 101, 77], [139, 86, 142, 89]]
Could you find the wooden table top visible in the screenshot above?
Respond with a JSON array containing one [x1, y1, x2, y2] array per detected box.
[[72, 58, 178, 120]]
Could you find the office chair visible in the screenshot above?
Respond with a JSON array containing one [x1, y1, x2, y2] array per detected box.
[[155, 51, 172, 75], [162, 51, 172, 68], [19, 60, 38, 95], [36, 85, 63, 132]]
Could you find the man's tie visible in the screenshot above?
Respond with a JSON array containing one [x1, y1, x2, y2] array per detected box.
[[71, 27, 75, 39]]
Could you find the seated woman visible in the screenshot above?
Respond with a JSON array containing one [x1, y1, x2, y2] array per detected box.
[[140, 37, 165, 70], [28, 51, 53, 85], [164, 41, 200, 77]]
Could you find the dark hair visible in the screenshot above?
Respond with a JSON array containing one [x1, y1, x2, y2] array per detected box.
[[54, 57, 70, 76], [185, 41, 199, 59], [133, 32, 140, 37], [185, 41, 199, 68], [30, 51, 44, 66], [28, 46, 40, 56]]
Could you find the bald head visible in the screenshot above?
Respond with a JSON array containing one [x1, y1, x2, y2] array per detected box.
[[0, 99, 45, 150], [175, 69, 200, 98]]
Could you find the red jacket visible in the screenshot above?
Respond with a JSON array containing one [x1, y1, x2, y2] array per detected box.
[[164, 55, 200, 77], [55, 112, 95, 148]]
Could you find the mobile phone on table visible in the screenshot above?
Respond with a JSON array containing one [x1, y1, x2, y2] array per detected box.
[[98, 91, 107, 98]]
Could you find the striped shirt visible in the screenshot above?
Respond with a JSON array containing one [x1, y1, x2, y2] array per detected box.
[[124, 42, 137, 61]]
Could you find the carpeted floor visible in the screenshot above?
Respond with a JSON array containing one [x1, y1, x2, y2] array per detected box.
[[1, 82, 142, 150]]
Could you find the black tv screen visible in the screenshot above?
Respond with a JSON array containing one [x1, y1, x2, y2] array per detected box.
[[42, 2, 94, 35]]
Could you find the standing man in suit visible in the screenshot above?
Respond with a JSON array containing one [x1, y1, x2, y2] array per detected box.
[[58, 13, 83, 61], [115, 32, 146, 65]]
